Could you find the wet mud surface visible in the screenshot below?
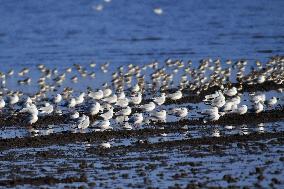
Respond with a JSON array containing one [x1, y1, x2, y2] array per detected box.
[[0, 132, 283, 188]]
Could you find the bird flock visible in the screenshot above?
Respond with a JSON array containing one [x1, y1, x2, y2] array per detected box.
[[0, 56, 283, 145]]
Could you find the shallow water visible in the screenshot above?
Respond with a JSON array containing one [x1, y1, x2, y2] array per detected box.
[[0, 0, 283, 69], [1, 0, 284, 92]]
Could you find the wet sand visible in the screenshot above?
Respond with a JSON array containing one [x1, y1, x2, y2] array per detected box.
[[0, 132, 283, 188]]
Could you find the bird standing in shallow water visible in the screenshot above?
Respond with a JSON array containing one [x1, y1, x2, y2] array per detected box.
[[153, 93, 166, 105], [140, 102, 156, 112], [254, 102, 264, 114], [203, 111, 220, 123], [70, 111, 79, 120], [129, 113, 143, 126], [100, 105, 114, 120], [150, 110, 167, 122], [235, 105, 247, 115], [168, 90, 182, 101], [100, 142, 111, 148], [93, 120, 112, 131], [265, 97, 278, 108], [170, 107, 188, 119], [130, 92, 142, 105], [54, 94, 62, 104], [27, 113, 38, 125], [8, 93, 19, 106], [89, 102, 101, 116], [77, 114, 90, 129], [0, 98, 5, 110], [39, 102, 54, 115]]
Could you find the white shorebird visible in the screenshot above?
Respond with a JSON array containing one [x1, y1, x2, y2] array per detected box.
[[221, 95, 241, 112], [115, 97, 129, 108], [102, 94, 117, 104], [39, 103, 54, 115], [75, 92, 85, 105], [68, 98, 77, 108], [131, 84, 140, 93], [89, 102, 101, 116], [230, 95, 241, 105], [20, 101, 39, 125], [153, 8, 163, 15], [265, 97, 278, 107], [210, 95, 226, 108], [27, 113, 39, 125], [129, 113, 143, 125], [100, 106, 114, 120], [116, 116, 129, 123], [204, 91, 225, 108], [77, 114, 90, 129], [140, 102, 156, 112], [153, 93, 166, 105], [21, 103, 39, 115], [257, 123, 265, 133], [235, 105, 248, 115], [130, 92, 142, 105], [203, 111, 220, 123], [115, 106, 131, 116], [0, 98, 5, 109], [89, 90, 104, 100], [221, 101, 234, 112], [257, 75, 266, 84], [168, 90, 182, 101], [224, 87, 237, 96], [150, 110, 167, 122], [201, 107, 218, 116], [251, 93, 266, 104], [117, 92, 126, 100], [24, 97, 33, 105], [1, 56, 282, 133], [253, 102, 264, 113], [170, 107, 188, 118], [100, 142, 111, 148], [93, 4, 103, 12], [93, 120, 112, 131], [7, 69, 14, 76], [103, 88, 112, 98], [8, 93, 19, 106], [89, 62, 96, 68], [70, 111, 80, 120], [53, 94, 62, 104]]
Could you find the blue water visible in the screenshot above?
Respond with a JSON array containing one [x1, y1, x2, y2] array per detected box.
[[0, 0, 283, 69], [0, 2, 284, 187]]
